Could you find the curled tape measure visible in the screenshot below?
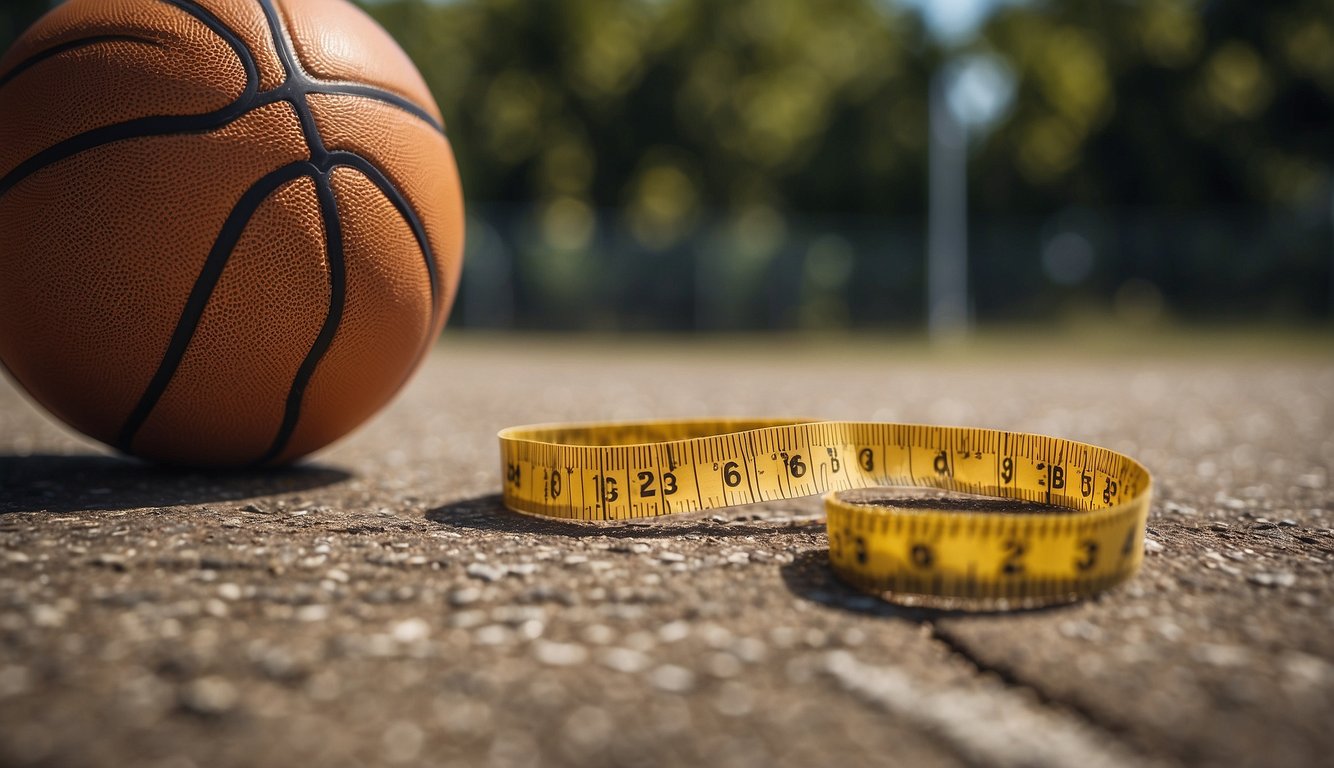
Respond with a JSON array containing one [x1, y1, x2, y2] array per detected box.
[[498, 420, 1152, 608]]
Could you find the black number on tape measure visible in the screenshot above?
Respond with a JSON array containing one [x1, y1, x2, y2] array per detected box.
[[1002, 540, 1026, 576], [499, 420, 1152, 604], [933, 450, 952, 477], [784, 453, 807, 478], [637, 471, 656, 497], [829, 530, 844, 559], [594, 475, 619, 503], [1076, 540, 1098, 571]]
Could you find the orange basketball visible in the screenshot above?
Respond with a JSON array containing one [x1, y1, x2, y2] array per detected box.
[[0, 0, 464, 466]]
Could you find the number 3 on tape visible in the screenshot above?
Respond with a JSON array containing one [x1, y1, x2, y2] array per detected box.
[[498, 420, 1151, 609]]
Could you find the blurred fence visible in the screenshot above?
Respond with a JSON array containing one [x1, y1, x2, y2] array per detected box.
[[2, 0, 1331, 332], [451, 203, 1333, 331]]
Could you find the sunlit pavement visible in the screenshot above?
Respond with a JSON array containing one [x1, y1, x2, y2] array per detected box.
[[0, 335, 1330, 767]]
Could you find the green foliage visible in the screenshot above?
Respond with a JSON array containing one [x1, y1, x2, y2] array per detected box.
[[977, 0, 1334, 211], [0, 0, 1328, 326], [356, 0, 1332, 217], [359, 0, 931, 224]]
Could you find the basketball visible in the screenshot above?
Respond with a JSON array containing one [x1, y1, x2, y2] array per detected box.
[[0, 0, 464, 466]]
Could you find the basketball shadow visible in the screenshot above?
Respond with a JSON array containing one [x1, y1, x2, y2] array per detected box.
[[426, 494, 825, 540], [0, 453, 351, 514]]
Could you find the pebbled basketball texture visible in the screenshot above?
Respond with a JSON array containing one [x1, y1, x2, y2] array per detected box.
[[0, 0, 465, 466]]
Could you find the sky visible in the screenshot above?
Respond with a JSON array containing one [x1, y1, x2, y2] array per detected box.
[[895, 0, 1029, 44]]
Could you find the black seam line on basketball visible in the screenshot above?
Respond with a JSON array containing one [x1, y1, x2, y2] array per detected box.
[[326, 151, 439, 314], [256, 0, 300, 80], [304, 82, 444, 134], [247, 83, 445, 140], [323, 162, 437, 411], [0, 34, 167, 91], [254, 0, 327, 161], [254, 170, 347, 466], [115, 161, 317, 454], [254, 0, 445, 136], [0, 0, 259, 200]]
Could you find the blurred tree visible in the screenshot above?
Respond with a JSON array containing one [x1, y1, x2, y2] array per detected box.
[[974, 0, 1333, 212], [358, 0, 933, 223], [359, 0, 1331, 222], [6, 0, 1326, 218], [1, 0, 1328, 324], [967, 0, 1332, 320]]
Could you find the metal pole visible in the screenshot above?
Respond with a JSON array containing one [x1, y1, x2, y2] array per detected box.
[[927, 69, 969, 342]]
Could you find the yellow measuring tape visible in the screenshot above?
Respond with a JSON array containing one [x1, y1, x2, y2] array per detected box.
[[498, 420, 1151, 608]]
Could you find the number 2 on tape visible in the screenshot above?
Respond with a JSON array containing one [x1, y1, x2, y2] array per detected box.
[[498, 420, 1151, 608]]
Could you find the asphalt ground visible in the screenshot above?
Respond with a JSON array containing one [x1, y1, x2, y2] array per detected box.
[[0, 334, 1331, 768]]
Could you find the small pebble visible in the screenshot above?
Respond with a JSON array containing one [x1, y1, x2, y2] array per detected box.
[[533, 640, 588, 667], [657, 621, 689, 643], [580, 624, 615, 645], [1249, 571, 1296, 588], [92, 553, 127, 569], [30, 605, 63, 628], [295, 605, 329, 622], [600, 647, 650, 674], [449, 587, 482, 606], [731, 637, 767, 663], [448, 610, 486, 629], [1193, 644, 1251, 667], [648, 664, 694, 693], [474, 625, 512, 646], [466, 563, 507, 582], [180, 676, 238, 716], [392, 618, 431, 644], [705, 652, 742, 678]]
